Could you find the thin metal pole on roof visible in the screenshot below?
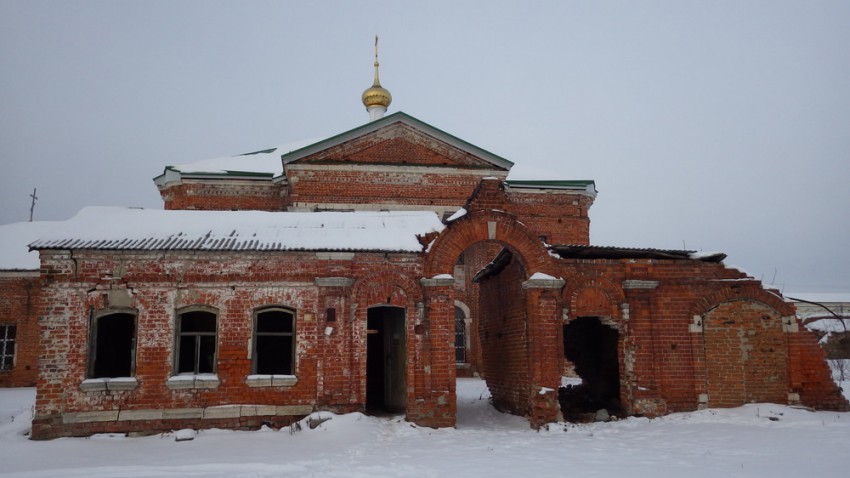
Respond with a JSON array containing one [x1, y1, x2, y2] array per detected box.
[[29, 188, 38, 222]]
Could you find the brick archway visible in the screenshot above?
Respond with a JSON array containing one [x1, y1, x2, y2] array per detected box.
[[351, 270, 423, 310], [701, 299, 790, 407], [425, 209, 564, 427], [686, 287, 794, 407], [425, 209, 556, 278], [350, 270, 423, 420], [566, 276, 625, 326], [688, 285, 794, 319]]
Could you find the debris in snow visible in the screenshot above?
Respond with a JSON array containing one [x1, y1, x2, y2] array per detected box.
[[173, 429, 196, 442], [289, 421, 302, 435], [307, 414, 332, 429], [595, 409, 610, 422]]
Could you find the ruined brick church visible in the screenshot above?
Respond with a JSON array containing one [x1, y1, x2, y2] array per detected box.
[[4, 45, 847, 439]]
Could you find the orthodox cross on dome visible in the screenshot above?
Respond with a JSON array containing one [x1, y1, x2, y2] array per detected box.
[[361, 34, 392, 121]]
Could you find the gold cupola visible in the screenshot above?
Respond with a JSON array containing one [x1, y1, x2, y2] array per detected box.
[[362, 35, 392, 120]]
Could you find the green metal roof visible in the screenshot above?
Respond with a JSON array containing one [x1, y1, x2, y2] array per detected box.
[[505, 180, 596, 190]]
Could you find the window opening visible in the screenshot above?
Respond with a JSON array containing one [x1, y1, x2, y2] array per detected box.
[[454, 306, 467, 364], [0, 324, 15, 372], [90, 313, 136, 378], [177, 310, 217, 374], [253, 308, 295, 375]]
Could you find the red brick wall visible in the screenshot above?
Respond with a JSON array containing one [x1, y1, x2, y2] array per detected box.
[[286, 167, 497, 209], [504, 190, 593, 245], [160, 181, 286, 211], [32, 249, 459, 438], [703, 301, 789, 407], [0, 274, 40, 387], [478, 250, 530, 416], [788, 326, 849, 410]]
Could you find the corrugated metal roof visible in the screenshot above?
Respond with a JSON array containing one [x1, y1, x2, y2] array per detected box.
[[549, 244, 726, 262], [30, 207, 444, 253]]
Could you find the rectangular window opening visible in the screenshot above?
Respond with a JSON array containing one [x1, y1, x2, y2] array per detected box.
[[176, 310, 218, 375], [0, 324, 16, 372], [254, 309, 295, 375]]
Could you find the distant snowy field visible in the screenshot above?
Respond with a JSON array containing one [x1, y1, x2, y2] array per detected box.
[[2, 378, 849, 477]]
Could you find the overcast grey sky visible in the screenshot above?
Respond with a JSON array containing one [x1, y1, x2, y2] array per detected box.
[[1, 0, 848, 293]]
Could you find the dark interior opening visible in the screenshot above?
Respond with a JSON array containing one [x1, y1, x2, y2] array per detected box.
[[93, 313, 135, 378], [255, 309, 294, 375], [366, 306, 406, 413], [177, 310, 217, 374], [560, 317, 621, 421]]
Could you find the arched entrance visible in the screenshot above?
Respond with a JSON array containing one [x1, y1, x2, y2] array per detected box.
[[426, 207, 564, 426], [366, 305, 407, 413]]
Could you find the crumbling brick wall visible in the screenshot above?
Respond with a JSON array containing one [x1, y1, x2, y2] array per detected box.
[[31, 249, 459, 439]]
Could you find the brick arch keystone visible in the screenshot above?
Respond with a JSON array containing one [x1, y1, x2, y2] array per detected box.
[[425, 209, 556, 277], [352, 269, 424, 309], [565, 276, 625, 324]]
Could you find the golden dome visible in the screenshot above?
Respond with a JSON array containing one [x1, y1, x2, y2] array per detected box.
[[362, 35, 392, 109]]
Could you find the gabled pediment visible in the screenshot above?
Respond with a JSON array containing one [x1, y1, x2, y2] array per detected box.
[[281, 112, 513, 171]]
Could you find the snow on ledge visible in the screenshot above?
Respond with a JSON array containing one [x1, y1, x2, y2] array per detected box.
[[529, 272, 561, 281], [689, 251, 724, 260], [445, 208, 467, 222]]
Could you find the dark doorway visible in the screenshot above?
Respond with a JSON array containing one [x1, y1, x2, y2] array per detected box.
[[560, 317, 621, 420], [366, 306, 406, 413]]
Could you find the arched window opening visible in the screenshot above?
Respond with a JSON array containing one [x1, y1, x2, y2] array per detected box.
[[253, 308, 295, 375], [454, 306, 467, 364]]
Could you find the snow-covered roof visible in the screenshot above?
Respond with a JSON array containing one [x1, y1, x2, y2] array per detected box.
[[164, 138, 323, 177], [0, 221, 61, 270], [29, 207, 444, 253]]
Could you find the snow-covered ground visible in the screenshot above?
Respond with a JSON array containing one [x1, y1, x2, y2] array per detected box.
[[1, 379, 849, 477]]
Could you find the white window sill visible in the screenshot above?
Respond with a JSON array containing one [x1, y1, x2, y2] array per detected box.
[[167, 374, 220, 390], [246, 374, 298, 388], [80, 377, 139, 392]]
